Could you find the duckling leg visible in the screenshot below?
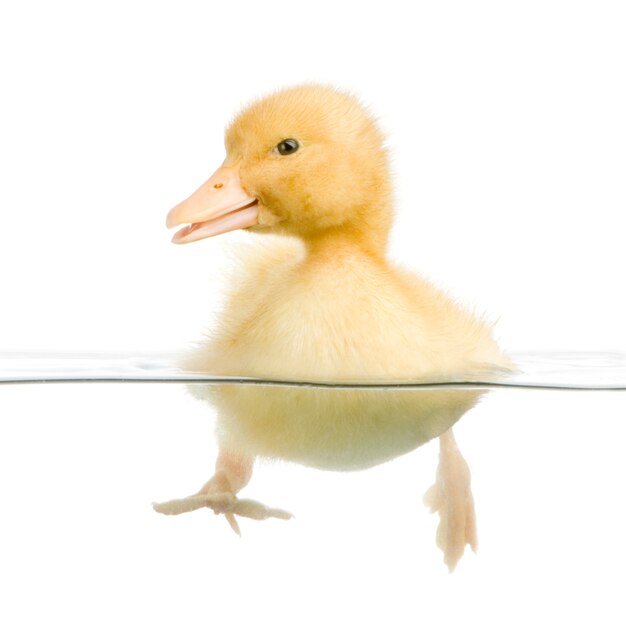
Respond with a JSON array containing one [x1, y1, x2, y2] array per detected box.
[[423, 428, 477, 571], [152, 450, 292, 533]]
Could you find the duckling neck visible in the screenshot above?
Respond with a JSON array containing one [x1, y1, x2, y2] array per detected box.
[[304, 222, 390, 262]]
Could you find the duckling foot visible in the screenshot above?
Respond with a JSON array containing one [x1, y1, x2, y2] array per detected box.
[[423, 428, 477, 572], [152, 492, 293, 535], [153, 451, 291, 534]]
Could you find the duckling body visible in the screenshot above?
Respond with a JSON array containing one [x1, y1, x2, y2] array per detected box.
[[155, 85, 510, 570], [187, 235, 502, 383]]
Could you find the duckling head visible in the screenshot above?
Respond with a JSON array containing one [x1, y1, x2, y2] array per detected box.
[[167, 84, 393, 253]]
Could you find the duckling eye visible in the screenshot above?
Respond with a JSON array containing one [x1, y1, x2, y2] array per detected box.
[[276, 138, 299, 155]]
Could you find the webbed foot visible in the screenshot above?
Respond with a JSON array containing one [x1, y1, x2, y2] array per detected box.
[[152, 492, 292, 535], [423, 429, 477, 571]]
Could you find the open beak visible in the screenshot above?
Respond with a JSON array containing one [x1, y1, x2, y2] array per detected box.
[[166, 165, 259, 244]]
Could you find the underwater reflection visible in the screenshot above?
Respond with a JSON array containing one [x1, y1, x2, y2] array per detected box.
[[154, 383, 487, 571]]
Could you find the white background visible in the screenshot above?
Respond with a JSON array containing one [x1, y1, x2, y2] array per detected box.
[[0, 1, 625, 624]]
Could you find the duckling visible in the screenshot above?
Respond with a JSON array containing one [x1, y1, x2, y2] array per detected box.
[[155, 85, 510, 570]]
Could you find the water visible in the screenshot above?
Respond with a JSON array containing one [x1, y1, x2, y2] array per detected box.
[[0, 352, 624, 625], [1, 350, 625, 388]]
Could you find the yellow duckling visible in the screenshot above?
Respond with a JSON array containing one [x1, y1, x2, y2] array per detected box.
[[155, 85, 510, 570]]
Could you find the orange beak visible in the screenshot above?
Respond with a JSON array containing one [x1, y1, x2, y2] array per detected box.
[[166, 165, 259, 244]]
